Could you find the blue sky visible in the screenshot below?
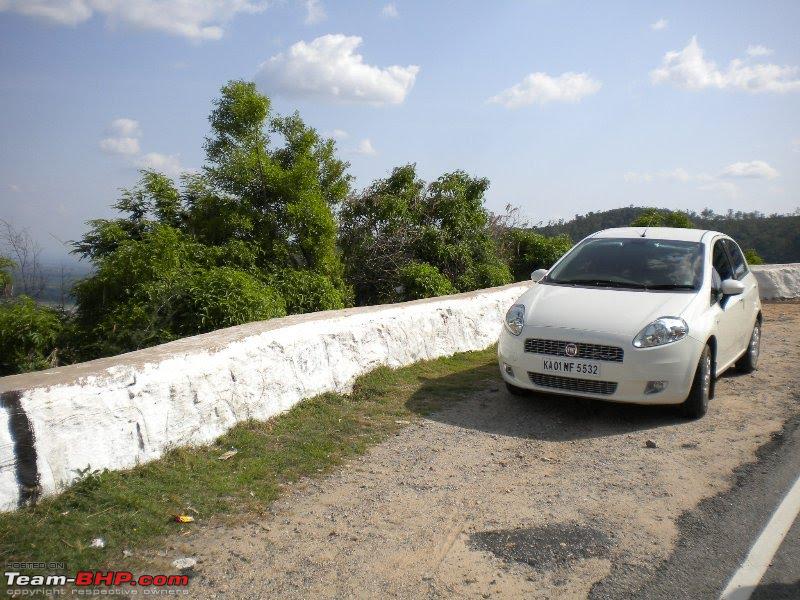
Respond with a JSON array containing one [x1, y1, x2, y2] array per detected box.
[[1, 0, 798, 263]]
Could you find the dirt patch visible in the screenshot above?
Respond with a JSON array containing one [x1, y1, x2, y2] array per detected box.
[[162, 303, 800, 599]]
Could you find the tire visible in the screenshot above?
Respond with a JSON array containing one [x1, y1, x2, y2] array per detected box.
[[681, 345, 712, 419], [505, 381, 529, 396], [736, 321, 761, 373]]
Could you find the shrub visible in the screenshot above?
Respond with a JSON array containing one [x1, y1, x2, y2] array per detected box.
[[505, 230, 572, 281], [458, 261, 514, 291], [270, 269, 346, 314], [630, 209, 693, 228], [0, 296, 66, 375], [176, 267, 286, 333], [744, 248, 765, 265], [395, 262, 456, 300]]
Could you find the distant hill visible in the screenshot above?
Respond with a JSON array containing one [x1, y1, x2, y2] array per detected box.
[[534, 207, 800, 264]]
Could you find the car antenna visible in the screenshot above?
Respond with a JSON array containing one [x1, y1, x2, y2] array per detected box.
[[640, 227, 648, 237]]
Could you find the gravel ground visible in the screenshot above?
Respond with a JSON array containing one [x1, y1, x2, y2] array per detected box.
[[166, 302, 800, 599]]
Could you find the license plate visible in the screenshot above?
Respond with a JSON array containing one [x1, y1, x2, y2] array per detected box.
[[541, 358, 602, 378]]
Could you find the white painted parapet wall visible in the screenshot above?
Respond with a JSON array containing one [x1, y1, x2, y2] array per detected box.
[[0, 283, 531, 512], [0, 264, 797, 513]]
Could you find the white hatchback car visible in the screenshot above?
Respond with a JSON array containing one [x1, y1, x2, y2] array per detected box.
[[498, 227, 762, 418]]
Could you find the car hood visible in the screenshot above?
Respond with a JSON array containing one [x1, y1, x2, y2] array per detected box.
[[517, 283, 696, 338]]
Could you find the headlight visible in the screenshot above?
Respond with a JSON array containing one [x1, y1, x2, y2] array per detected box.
[[505, 304, 525, 336], [633, 317, 688, 348]]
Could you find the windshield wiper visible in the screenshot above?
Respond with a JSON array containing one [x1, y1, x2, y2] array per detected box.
[[554, 279, 647, 289], [645, 283, 696, 290]]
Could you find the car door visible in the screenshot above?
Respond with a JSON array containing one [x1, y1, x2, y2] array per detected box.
[[710, 238, 742, 369], [723, 239, 758, 349]]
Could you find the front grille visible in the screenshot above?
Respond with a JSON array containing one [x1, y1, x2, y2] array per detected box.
[[524, 338, 624, 363], [528, 372, 618, 396]]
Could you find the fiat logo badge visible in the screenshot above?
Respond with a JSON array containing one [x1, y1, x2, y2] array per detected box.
[[565, 343, 578, 357]]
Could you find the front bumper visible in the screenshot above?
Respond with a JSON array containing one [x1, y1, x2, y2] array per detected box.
[[497, 325, 704, 405]]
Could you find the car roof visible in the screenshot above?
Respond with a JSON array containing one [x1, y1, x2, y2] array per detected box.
[[589, 227, 722, 243]]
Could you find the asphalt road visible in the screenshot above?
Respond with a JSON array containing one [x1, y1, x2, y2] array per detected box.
[[591, 412, 800, 599]]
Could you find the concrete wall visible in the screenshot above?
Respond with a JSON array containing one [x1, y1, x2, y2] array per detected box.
[[1, 264, 797, 513], [0, 283, 530, 512]]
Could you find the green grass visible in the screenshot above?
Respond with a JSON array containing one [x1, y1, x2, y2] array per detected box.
[[0, 347, 498, 572]]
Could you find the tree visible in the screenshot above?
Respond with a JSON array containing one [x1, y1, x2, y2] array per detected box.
[[339, 164, 511, 305], [72, 81, 352, 358], [0, 219, 45, 298]]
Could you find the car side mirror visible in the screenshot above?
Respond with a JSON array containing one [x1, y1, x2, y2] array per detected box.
[[530, 268, 548, 282], [721, 278, 745, 296]]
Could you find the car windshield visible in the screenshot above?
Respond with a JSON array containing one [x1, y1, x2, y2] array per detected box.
[[545, 237, 704, 290]]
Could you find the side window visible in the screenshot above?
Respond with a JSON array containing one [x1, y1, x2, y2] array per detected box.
[[724, 239, 748, 280], [712, 240, 733, 281]]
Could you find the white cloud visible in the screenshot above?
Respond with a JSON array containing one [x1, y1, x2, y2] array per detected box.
[[303, 0, 325, 24], [99, 118, 189, 175], [99, 117, 141, 155], [381, 3, 398, 18], [8, 184, 21, 193], [625, 160, 778, 197], [99, 136, 140, 155], [108, 117, 141, 137], [624, 168, 691, 184], [136, 152, 184, 176], [697, 181, 739, 198], [488, 71, 601, 108], [720, 160, 779, 180], [0, 0, 268, 41], [650, 18, 668, 31], [354, 138, 376, 155], [746, 45, 773, 57], [792, 138, 800, 153], [623, 172, 653, 184], [651, 37, 800, 93], [326, 128, 348, 139], [0, 0, 92, 25], [256, 34, 419, 105]]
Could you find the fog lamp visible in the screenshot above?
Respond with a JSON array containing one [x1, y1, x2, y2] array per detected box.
[[503, 363, 515, 377], [644, 380, 668, 394]]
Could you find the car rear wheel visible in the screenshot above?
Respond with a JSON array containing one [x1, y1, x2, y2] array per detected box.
[[505, 381, 529, 396], [681, 345, 712, 419], [736, 321, 761, 373]]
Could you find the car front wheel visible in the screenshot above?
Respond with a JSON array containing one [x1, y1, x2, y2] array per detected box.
[[681, 345, 712, 419], [736, 321, 761, 373]]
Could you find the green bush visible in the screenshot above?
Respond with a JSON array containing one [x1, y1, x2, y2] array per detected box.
[[630, 209, 693, 228], [744, 248, 765, 265], [0, 257, 13, 297], [396, 262, 456, 300], [271, 269, 346, 314], [0, 296, 66, 375], [504, 230, 572, 282], [458, 261, 514, 290], [177, 268, 286, 333]]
